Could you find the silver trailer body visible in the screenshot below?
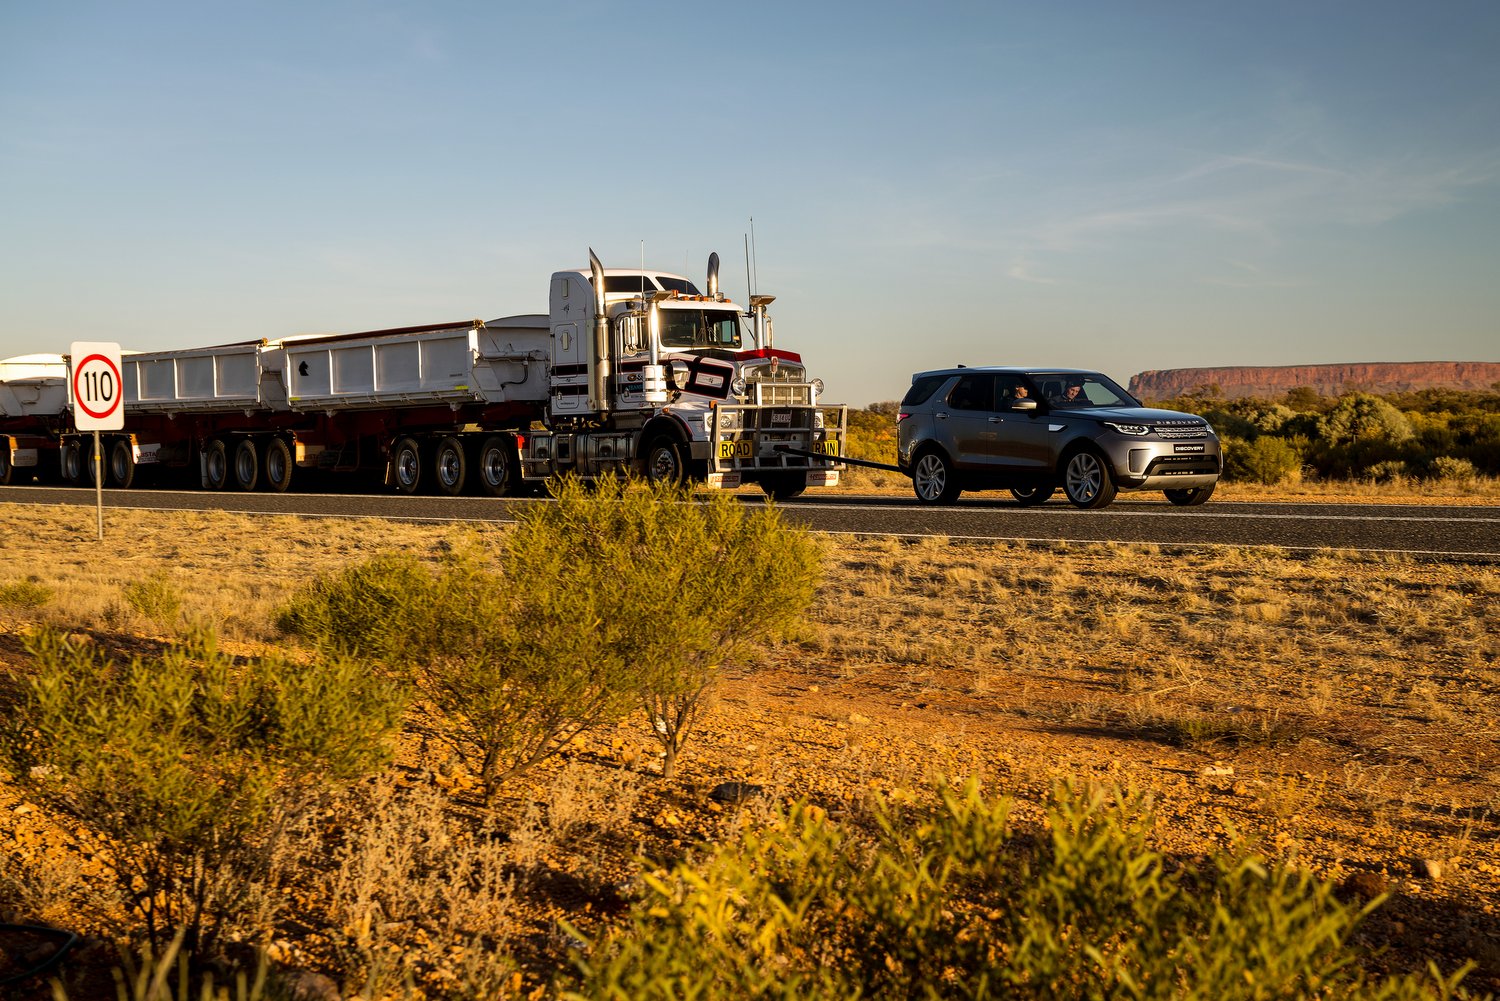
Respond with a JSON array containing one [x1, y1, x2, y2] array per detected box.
[[124, 342, 281, 414], [115, 315, 552, 416], [281, 315, 551, 410], [0, 354, 68, 418]]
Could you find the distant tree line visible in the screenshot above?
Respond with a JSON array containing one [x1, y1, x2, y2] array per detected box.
[[1148, 384, 1500, 485]]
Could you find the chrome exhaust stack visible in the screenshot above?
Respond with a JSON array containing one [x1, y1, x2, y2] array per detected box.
[[588, 248, 611, 416]]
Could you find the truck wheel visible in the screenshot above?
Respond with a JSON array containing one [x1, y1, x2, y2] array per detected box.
[[1011, 484, 1054, 506], [0, 440, 12, 485], [109, 439, 136, 490], [204, 439, 230, 490], [392, 437, 422, 494], [1062, 447, 1117, 509], [760, 474, 806, 501], [233, 439, 260, 491], [645, 436, 687, 487], [912, 449, 961, 504], [477, 436, 513, 497], [264, 438, 294, 493], [434, 436, 467, 496], [1165, 483, 1215, 506]]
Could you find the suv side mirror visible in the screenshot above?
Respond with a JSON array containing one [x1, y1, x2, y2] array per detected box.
[[1011, 398, 1038, 412]]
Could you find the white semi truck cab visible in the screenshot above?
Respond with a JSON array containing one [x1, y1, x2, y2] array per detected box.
[[524, 251, 845, 500]]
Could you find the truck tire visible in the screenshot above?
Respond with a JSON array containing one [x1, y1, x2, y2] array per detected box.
[[109, 439, 136, 490], [0, 439, 12, 485], [1165, 483, 1215, 506], [204, 439, 230, 490], [233, 439, 259, 491], [645, 436, 687, 487], [912, 449, 961, 504], [1062, 447, 1117, 509], [434, 436, 467, 496], [392, 437, 422, 494], [264, 438, 294, 493], [760, 474, 806, 501], [477, 436, 513, 497]]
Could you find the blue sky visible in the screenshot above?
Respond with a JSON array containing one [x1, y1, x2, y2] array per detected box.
[[4, 2, 1497, 405]]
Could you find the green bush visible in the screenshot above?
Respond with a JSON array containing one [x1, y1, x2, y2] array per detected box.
[[123, 570, 185, 628], [512, 477, 821, 780], [1223, 435, 1303, 485], [0, 628, 404, 952], [0, 576, 52, 609], [276, 551, 441, 667], [566, 779, 1473, 1000]]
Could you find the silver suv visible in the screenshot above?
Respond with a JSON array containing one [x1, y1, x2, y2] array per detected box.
[[896, 367, 1222, 508]]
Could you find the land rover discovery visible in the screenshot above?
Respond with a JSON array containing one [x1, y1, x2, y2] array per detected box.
[[895, 367, 1222, 509]]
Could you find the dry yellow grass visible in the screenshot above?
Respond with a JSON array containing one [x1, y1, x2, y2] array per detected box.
[[1, 501, 1498, 997]]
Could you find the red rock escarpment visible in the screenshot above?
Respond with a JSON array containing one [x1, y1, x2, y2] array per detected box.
[[1128, 362, 1500, 401]]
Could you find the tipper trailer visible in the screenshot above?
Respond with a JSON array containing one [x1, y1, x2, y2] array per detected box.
[[0, 250, 846, 498]]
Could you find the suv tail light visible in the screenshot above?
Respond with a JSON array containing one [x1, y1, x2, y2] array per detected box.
[[896, 411, 911, 423]]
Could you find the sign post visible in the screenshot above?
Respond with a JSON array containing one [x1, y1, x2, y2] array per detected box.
[[69, 342, 124, 540]]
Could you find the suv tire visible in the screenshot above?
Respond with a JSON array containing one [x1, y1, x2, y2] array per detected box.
[[912, 450, 961, 505], [1062, 447, 1117, 509]]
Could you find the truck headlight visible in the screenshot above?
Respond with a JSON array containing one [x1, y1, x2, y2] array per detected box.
[[1104, 422, 1151, 436], [730, 376, 747, 396], [811, 378, 824, 395]]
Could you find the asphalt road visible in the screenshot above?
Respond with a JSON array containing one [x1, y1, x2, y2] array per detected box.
[[3, 485, 1498, 559]]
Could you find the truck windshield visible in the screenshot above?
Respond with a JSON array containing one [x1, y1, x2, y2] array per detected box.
[[659, 308, 741, 349]]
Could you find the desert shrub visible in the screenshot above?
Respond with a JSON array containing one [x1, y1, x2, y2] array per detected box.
[[0, 575, 52, 609], [276, 551, 441, 666], [511, 477, 821, 780], [1223, 435, 1303, 485], [567, 779, 1472, 1000], [1365, 460, 1411, 484], [122, 570, 184, 628], [1428, 456, 1479, 483], [0, 628, 404, 953]]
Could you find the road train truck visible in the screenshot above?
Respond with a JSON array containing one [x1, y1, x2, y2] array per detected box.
[[0, 250, 846, 499]]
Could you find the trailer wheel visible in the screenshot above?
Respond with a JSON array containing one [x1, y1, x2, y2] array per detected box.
[[392, 437, 422, 494], [476, 436, 515, 496], [434, 436, 467, 496], [108, 439, 136, 490], [264, 438, 294, 493], [60, 441, 84, 485], [645, 436, 687, 487], [233, 439, 259, 491], [204, 439, 230, 490]]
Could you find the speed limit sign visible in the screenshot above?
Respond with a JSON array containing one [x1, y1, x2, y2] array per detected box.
[[70, 342, 125, 431]]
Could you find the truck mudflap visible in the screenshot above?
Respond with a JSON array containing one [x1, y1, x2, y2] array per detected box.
[[708, 400, 846, 489]]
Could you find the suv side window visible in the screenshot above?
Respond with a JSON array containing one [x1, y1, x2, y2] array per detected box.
[[947, 374, 996, 412], [901, 374, 950, 407]]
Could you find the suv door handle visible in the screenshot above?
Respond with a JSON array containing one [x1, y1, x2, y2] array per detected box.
[[988, 416, 1002, 423], [935, 412, 949, 420]]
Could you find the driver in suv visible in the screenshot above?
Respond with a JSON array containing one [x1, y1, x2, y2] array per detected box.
[[895, 367, 1222, 509]]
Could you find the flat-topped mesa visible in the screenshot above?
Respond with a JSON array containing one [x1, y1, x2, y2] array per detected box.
[[1129, 362, 1500, 402]]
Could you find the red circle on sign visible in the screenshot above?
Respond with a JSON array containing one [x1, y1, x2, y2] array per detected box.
[[72, 353, 124, 420]]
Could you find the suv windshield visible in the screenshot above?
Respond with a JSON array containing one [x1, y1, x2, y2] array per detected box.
[[659, 308, 741, 349], [1031, 372, 1136, 409]]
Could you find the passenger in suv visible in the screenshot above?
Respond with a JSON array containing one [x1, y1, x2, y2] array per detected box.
[[895, 367, 1222, 509]]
